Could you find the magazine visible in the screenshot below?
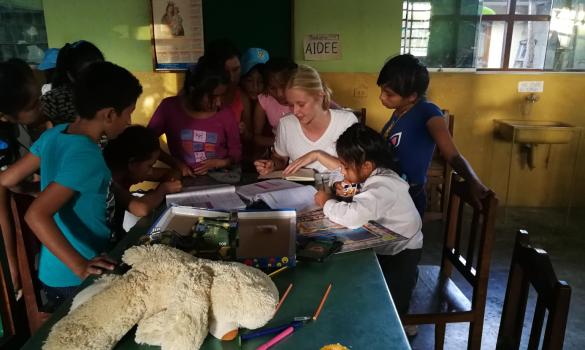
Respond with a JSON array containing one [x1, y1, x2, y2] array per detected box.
[[297, 209, 407, 253]]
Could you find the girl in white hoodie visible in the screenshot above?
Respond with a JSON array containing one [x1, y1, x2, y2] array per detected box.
[[315, 123, 423, 317]]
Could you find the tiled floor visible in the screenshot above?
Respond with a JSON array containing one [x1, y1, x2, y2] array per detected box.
[[409, 207, 585, 350]]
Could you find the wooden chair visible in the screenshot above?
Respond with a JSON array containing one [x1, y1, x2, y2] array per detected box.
[[425, 110, 454, 222], [10, 192, 51, 334], [0, 237, 18, 346], [403, 176, 498, 350], [352, 108, 367, 125], [496, 230, 571, 350]]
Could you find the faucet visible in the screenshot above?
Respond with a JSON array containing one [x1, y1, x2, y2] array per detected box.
[[522, 93, 540, 117]]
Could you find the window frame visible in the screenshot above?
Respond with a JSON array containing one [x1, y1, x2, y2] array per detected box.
[[480, 0, 551, 71]]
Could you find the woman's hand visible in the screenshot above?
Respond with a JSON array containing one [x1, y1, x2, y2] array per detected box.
[[314, 190, 332, 207], [193, 159, 229, 175], [74, 255, 116, 280], [254, 159, 275, 175], [283, 151, 319, 176]]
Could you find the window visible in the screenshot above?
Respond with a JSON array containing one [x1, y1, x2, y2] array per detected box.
[[401, 1, 432, 57], [0, 1, 48, 65], [401, 0, 585, 71], [478, 0, 553, 69]]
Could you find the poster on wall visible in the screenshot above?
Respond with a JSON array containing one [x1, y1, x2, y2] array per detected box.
[[151, 0, 204, 71], [303, 34, 342, 61]]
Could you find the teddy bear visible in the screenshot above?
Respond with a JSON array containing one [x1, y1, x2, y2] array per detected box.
[[43, 244, 279, 350]]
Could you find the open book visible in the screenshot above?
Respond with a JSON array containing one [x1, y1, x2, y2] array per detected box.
[[258, 168, 315, 182], [165, 185, 246, 210], [297, 209, 407, 253]]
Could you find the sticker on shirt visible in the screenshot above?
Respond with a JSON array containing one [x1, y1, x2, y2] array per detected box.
[[206, 132, 218, 144], [181, 129, 193, 140], [194, 151, 207, 162], [193, 143, 204, 152], [389, 132, 402, 147], [193, 130, 207, 142], [204, 143, 216, 152]]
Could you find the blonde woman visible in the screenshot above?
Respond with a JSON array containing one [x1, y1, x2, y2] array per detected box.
[[254, 65, 357, 176]]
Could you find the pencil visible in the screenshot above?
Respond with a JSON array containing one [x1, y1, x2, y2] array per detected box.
[[268, 266, 288, 278], [274, 283, 293, 315], [312, 283, 332, 321], [256, 326, 295, 350]]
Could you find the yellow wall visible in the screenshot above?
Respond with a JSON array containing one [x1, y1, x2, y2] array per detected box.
[[132, 70, 585, 207], [321, 72, 585, 207]]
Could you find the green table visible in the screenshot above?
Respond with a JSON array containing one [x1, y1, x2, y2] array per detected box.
[[22, 214, 410, 350]]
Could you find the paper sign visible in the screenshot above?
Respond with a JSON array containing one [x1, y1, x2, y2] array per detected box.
[[303, 34, 341, 61]]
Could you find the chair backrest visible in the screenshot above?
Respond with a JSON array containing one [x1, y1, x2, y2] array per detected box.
[[0, 239, 18, 344], [496, 230, 571, 350], [352, 108, 366, 125], [10, 192, 50, 333], [441, 176, 498, 306]]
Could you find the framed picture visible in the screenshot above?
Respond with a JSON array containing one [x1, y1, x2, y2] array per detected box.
[[150, 0, 204, 71]]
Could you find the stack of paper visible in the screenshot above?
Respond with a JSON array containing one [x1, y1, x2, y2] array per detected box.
[[165, 185, 246, 210]]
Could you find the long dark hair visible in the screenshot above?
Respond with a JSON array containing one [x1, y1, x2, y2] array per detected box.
[[183, 57, 229, 111], [52, 40, 105, 88], [0, 58, 36, 118], [336, 123, 399, 172], [262, 57, 297, 87], [103, 125, 159, 172]]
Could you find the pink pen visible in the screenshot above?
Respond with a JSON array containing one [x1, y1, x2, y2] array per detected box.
[[256, 325, 294, 350]]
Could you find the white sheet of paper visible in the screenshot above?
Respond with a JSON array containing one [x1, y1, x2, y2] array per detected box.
[[256, 185, 318, 212], [236, 179, 303, 202], [165, 185, 246, 210]]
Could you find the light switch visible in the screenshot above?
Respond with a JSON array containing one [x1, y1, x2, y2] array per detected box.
[[518, 81, 544, 93]]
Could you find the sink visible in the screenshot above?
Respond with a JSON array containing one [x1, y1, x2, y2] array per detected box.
[[494, 120, 576, 144]]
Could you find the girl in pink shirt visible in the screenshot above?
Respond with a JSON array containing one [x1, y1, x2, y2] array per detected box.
[[148, 62, 241, 177], [253, 58, 297, 149]]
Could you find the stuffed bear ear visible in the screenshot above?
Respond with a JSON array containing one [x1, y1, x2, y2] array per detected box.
[[209, 261, 279, 331], [121, 245, 151, 266]]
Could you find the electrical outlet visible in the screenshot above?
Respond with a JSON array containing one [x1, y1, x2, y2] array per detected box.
[[353, 88, 367, 98], [518, 81, 544, 93]]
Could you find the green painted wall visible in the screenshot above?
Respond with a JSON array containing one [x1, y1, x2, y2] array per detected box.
[[293, 0, 402, 73], [41, 0, 293, 72], [43, 0, 153, 71]]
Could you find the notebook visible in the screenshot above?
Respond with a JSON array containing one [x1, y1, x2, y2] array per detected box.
[[257, 168, 316, 182]]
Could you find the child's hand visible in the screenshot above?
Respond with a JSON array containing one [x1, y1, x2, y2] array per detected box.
[[161, 179, 182, 194], [193, 159, 228, 175], [254, 159, 274, 175], [176, 161, 194, 177], [283, 151, 318, 176], [333, 181, 346, 196], [76, 255, 116, 279], [314, 190, 332, 207], [162, 168, 182, 181], [469, 179, 490, 209]]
